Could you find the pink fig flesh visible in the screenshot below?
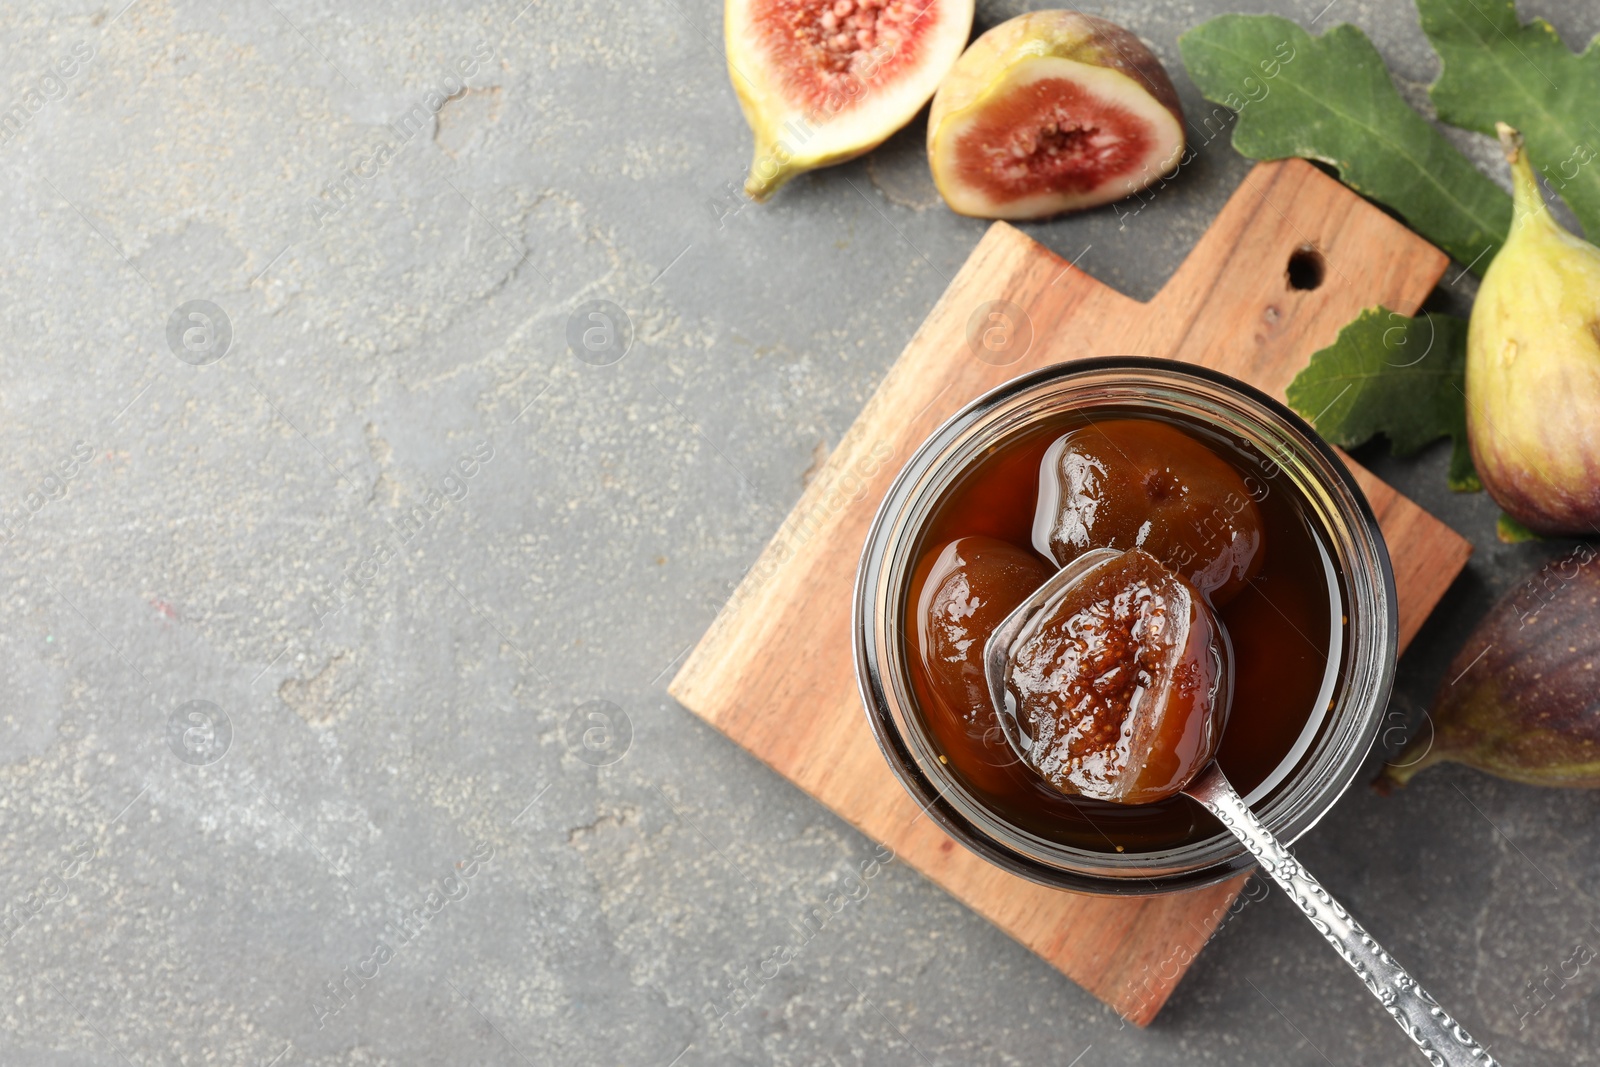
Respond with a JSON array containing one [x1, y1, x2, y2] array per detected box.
[[745, 0, 943, 116], [928, 12, 1185, 219], [728, 0, 975, 200]]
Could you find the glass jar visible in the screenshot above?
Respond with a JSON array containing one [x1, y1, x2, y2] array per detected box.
[[853, 358, 1396, 894]]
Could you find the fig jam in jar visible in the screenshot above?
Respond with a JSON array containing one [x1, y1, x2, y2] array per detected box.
[[906, 409, 1333, 854], [855, 359, 1396, 894]]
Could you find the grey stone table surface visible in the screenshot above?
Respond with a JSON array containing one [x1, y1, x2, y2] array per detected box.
[[1, 1, 1597, 1064]]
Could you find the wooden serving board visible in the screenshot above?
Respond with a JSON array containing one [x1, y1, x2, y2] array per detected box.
[[670, 159, 1472, 1024]]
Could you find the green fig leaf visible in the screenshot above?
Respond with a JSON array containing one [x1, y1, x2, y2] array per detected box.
[[1179, 15, 1512, 274], [1285, 307, 1480, 491], [1420, 0, 1600, 241]]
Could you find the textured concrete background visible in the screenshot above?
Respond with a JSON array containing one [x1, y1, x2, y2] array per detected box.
[[1, 1, 1597, 1064]]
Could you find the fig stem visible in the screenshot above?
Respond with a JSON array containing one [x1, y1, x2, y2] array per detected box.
[[743, 142, 793, 202], [1496, 121, 1553, 234], [1494, 120, 1522, 164], [1373, 754, 1429, 793]]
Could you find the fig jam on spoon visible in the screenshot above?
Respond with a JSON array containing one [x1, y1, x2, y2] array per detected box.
[[982, 546, 1500, 1067], [995, 547, 1228, 805]]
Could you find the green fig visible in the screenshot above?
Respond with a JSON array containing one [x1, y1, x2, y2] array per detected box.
[[1379, 547, 1600, 790], [1466, 124, 1600, 536]]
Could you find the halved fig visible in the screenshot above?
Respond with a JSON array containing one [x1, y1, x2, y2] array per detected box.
[[727, 0, 975, 201], [1004, 548, 1229, 805], [927, 11, 1185, 220]]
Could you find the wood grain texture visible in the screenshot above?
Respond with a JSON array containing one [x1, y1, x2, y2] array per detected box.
[[669, 159, 1473, 1024]]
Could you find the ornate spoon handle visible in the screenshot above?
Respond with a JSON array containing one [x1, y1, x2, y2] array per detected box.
[[1184, 767, 1501, 1067]]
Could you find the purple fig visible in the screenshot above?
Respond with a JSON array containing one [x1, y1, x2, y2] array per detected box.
[[1379, 547, 1600, 790]]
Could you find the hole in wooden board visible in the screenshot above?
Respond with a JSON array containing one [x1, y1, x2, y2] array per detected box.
[[1287, 246, 1325, 291]]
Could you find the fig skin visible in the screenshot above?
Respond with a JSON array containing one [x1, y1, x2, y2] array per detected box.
[[726, 0, 975, 202], [926, 11, 1185, 220], [1466, 124, 1600, 536], [1379, 547, 1600, 790]]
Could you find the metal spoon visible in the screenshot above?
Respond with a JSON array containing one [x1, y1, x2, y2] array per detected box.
[[984, 549, 1501, 1067]]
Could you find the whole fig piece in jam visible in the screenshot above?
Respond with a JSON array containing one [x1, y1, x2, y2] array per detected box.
[[918, 536, 1054, 724], [1380, 548, 1600, 790], [927, 11, 1185, 220], [726, 0, 975, 201], [1032, 419, 1264, 605], [1005, 548, 1229, 805], [1467, 124, 1600, 536]]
